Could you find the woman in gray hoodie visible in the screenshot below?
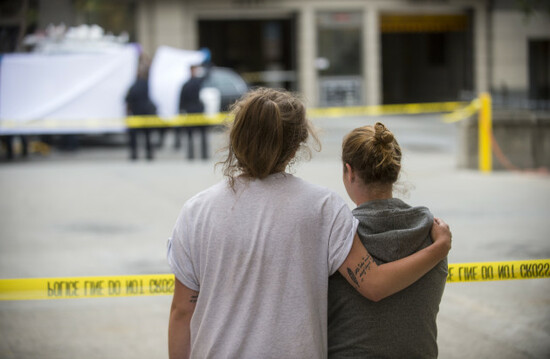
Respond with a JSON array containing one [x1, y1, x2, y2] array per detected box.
[[328, 122, 449, 358]]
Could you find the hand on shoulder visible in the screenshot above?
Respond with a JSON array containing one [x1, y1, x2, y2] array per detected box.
[[431, 217, 452, 259]]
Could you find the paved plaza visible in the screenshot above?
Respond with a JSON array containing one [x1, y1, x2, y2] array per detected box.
[[1, 114, 549, 358]]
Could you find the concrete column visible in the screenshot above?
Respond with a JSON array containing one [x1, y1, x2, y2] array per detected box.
[[136, 1, 155, 55], [364, 6, 381, 106], [181, 4, 196, 50], [153, 0, 185, 50], [474, 3, 489, 94], [297, 5, 317, 107]]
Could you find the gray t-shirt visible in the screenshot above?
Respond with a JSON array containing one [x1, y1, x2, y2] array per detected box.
[[328, 198, 448, 359], [168, 173, 358, 358]]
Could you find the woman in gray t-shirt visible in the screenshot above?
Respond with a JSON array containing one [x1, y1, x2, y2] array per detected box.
[[168, 89, 452, 359], [328, 122, 448, 358]]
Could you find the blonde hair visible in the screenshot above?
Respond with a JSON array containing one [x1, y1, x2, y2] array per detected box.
[[342, 122, 402, 184], [220, 88, 320, 188]]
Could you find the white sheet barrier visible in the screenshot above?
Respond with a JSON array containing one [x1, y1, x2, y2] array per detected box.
[[0, 45, 204, 135]]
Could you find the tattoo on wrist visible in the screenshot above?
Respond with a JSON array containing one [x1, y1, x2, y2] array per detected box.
[[347, 255, 373, 288]]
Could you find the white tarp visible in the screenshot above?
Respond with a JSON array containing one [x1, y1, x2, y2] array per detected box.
[[0, 45, 139, 126], [149, 46, 205, 117], [0, 45, 205, 134]]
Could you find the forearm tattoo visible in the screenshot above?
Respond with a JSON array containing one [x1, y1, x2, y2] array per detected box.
[[347, 255, 373, 288]]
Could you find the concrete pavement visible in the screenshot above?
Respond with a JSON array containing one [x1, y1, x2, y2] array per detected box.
[[1, 114, 549, 358]]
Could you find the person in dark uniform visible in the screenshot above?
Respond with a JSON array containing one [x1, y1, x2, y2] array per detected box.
[[125, 54, 157, 160], [177, 64, 210, 160]]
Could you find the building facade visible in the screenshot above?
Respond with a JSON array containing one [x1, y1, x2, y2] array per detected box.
[[5, 0, 549, 108], [134, 0, 492, 107]]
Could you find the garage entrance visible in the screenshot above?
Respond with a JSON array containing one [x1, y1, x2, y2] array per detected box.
[[381, 14, 474, 104], [198, 17, 296, 90]]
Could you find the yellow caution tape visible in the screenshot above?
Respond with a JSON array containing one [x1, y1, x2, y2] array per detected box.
[[0, 118, 127, 132], [124, 101, 467, 128], [307, 101, 465, 119], [0, 274, 175, 301], [446, 259, 550, 283], [443, 98, 481, 123], [1, 101, 467, 133], [125, 113, 229, 128], [0, 259, 548, 300]]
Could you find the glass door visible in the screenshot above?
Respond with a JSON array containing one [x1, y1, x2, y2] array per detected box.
[[316, 11, 363, 107]]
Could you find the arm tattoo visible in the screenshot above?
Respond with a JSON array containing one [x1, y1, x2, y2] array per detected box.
[[189, 295, 198, 303], [347, 254, 374, 288], [347, 267, 360, 288]]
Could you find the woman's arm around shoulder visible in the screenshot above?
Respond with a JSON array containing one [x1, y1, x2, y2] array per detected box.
[[338, 217, 451, 302]]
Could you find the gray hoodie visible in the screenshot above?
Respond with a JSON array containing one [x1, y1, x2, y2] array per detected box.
[[328, 198, 448, 358]]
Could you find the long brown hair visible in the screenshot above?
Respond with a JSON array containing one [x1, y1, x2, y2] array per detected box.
[[220, 88, 320, 188], [342, 122, 402, 184]]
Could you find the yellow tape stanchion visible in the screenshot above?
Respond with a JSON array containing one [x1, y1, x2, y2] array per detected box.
[[478, 92, 493, 173], [1, 260, 548, 300]]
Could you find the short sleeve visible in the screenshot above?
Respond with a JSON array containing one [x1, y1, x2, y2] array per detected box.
[[166, 209, 200, 291], [327, 198, 359, 275]]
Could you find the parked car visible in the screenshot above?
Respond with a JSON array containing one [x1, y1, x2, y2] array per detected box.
[[201, 67, 249, 112]]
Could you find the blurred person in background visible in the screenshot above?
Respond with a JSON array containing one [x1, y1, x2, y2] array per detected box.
[[1, 135, 28, 160], [125, 53, 157, 160], [177, 63, 211, 160], [167, 88, 451, 358], [328, 122, 448, 358]]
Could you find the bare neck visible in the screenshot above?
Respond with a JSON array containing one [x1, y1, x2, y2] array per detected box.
[[354, 183, 393, 206]]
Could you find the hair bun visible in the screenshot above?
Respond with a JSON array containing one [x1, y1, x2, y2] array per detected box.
[[374, 122, 394, 145]]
